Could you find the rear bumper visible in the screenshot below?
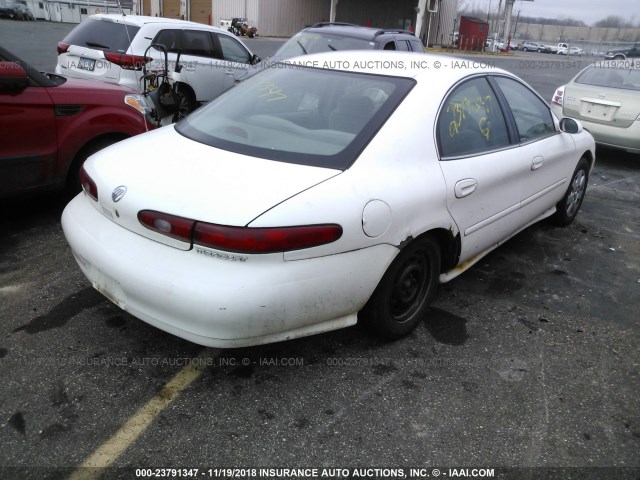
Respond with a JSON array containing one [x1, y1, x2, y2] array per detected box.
[[62, 194, 396, 348], [551, 105, 640, 154]]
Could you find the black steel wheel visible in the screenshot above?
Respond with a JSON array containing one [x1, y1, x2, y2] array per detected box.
[[360, 235, 441, 339]]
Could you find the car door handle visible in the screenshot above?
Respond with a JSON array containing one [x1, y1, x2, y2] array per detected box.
[[454, 179, 477, 198], [531, 156, 544, 171]]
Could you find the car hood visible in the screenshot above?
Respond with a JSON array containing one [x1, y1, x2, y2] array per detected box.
[[84, 126, 341, 248]]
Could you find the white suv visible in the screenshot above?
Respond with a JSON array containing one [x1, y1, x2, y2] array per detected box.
[[56, 15, 260, 113]]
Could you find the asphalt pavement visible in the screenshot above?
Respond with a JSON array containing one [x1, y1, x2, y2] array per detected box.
[[0, 18, 639, 480]]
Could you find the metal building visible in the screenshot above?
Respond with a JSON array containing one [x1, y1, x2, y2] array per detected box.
[[211, 0, 458, 43], [143, 0, 458, 46], [25, 0, 130, 22]]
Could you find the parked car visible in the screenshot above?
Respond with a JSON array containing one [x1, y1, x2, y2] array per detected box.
[[239, 22, 424, 81], [0, 0, 19, 19], [0, 46, 153, 198], [604, 43, 640, 60], [521, 41, 549, 53], [551, 62, 640, 154], [558, 46, 583, 56], [62, 50, 595, 348], [280, 22, 423, 54], [14, 3, 34, 20], [56, 14, 260, 118]]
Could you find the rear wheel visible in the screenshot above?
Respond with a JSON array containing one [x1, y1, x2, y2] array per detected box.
[[360, 235, 441, 339], [552, 157, 589, 226], [172, 85, 196, 122]]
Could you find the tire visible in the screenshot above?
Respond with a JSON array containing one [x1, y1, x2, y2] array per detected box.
[[552, 158, 589, 226], [360, 235, 441, 340], [172, 85, 196, 122]]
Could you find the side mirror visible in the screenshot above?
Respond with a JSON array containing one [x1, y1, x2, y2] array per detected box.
[[251, 54, 261, 65], [0, 62, 29, 91], [559, 117, 583, 134]]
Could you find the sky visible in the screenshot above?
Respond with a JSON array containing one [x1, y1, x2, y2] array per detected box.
[[459, 0, 639, 26]]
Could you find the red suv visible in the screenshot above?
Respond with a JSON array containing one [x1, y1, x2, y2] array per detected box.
[[0, 46, 154, 198]]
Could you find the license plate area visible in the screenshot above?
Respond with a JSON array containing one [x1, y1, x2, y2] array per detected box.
[[78, 57, 96, 71], [580, 101, 617, 122]]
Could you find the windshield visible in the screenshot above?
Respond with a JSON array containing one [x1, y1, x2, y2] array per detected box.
[[176, 65, 415, 170], [576, 64, 640, 91], [274, 32, 375, 58]]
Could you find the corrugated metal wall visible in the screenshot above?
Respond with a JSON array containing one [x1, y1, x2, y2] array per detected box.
[[212, 0, 259, 29], [335, 0, 417, 30], [258, 0, 328, 37], [213, 0, 327, 37], [433, 0, 458, 45]]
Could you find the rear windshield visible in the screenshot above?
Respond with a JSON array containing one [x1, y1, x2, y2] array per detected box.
[[275, 32, 375, 58], [62, 18, 140, 53], [576, 64, 640, 91], [176, 65, 415, 170]]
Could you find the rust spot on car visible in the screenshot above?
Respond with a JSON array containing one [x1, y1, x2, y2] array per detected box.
[[398, 235, 414, 249]]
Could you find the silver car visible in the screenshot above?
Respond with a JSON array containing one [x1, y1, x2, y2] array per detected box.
[[551, 61, 640, 154]]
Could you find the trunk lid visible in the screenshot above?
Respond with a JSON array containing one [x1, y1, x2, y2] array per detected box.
[[562, 83, 640, 128], [83, 126, 341, 250]]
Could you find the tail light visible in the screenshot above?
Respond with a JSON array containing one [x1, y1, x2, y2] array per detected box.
[[57, 42, 70, 55], [138, 210, 343, 253], [138, 211, 195, 242], [104, 52, 151, 71], [551, 86, 565, 106], [193, 223, 343, 254], [79, 166, 98, 201]]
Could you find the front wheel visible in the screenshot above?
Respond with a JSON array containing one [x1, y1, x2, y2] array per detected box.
[[360, 235, 441, 340], [552, 158, 589, 226]]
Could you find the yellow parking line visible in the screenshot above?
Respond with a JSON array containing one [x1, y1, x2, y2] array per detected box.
[[67, 350, 209, 480]]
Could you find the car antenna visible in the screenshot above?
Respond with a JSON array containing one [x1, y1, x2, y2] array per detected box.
[[116, 0, 126, 16], [115, 0, 134, 59]]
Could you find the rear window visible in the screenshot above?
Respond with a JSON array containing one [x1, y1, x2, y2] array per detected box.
[[274, 32, 374, 58], [62, 18, 140, 53], [176, 65, 415, 170], [575, 65, 640, 91]]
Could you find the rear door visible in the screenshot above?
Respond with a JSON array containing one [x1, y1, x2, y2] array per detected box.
[[179, 29, 225, 102], [436, 76, 529, 262]]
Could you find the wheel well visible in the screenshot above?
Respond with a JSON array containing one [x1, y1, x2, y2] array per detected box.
[[65, 133, 129, 191], [414, 228, 460, 273], [70, 133, 129, 173], [175, 82, 196, 102], [581, 150, 594, 171]]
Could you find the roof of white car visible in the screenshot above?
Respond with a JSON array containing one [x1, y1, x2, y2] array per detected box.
[[91, 14, 226, 31], [285, 50, 510, 83]]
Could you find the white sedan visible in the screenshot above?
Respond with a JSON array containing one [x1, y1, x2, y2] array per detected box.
[[62, 51, 596, 348]]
